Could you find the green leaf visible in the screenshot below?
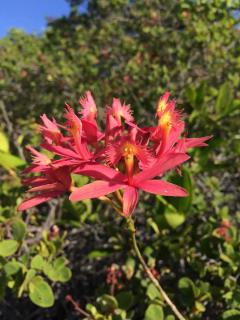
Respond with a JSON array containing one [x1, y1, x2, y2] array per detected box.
[[116, 291, 134, 310], [195, 81, 206, 109], [222, 309, 240, 320], [185, 82, 206, 110], [53, 257, 66, 269], [220, 253, 237, 271], [112, 309, 127, 320], [169, 168, 193, 214], [178, 277, 199, 306], [0, 240, 18, 257], [43, 263, 57, 281], [43, 258, 72, 283], [145, 304, 164, 320], [11, 219, 27, 241], [185, 86, 196, 108], [124, 257, 135, 279], [53, 257, 72, 282], [147, 218, 160, 234], [18, 269, 36, 297], [86, 303, 98, 316], [56, 266, 72, 282], [29, 276, 54, 308], [97, 294, 118, 313], [31, 255, 45, 271], [0, 151, 25, 170], [216, 82, 233, 116], [88, 250, 110, 259], [195, 301, 205, 313], [164, 209, 186, 229], [146, 283, 161, 301], [0, 130, 9, 152], [4, 261, 21, 276]]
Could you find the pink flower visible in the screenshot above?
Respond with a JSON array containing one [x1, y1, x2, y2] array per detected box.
[[107, 98, 133, 124], [38, 114, 62, 144], [18, 167, 72, 211], [105, 98, 133, 143], [79, 91, 97, 121], [18, 90, 211, 215], [23, 146, 51, 173], [70, 152, 189, 216]]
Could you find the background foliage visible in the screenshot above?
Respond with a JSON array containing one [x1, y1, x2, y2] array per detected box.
[[0, 0, 240, 319]]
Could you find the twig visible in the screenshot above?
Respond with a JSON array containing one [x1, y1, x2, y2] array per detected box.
[[25, 200, 57, 246], [126, 217, 186, 320], [65, 294, 93, 319]]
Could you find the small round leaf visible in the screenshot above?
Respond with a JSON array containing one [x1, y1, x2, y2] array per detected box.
[[0, 240, 18, 257], [29, 276, 54, 308], [12, 219, 27, 241], [145, 304, 164, 320]]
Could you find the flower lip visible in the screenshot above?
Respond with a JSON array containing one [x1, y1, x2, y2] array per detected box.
[[121, 141, 138, 158], [106, 138, 150, 168], [79, 91, 97, 121], [107, 98, 134, 123]]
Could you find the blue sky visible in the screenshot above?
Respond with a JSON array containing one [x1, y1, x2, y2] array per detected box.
[[0, 0, 70, 38]]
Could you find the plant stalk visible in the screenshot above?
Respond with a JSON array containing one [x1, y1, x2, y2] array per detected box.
[[126, 217, 186, 320]]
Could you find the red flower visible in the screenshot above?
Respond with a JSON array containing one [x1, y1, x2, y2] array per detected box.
[[38, 114, 62, 144], [70, 152, 189, 216], [79, 90, 97, 121], [18, 90, 211, 215], [18, 167, 72, 211]]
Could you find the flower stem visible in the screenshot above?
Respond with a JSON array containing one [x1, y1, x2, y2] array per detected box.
[[126, 217, 186, 320]]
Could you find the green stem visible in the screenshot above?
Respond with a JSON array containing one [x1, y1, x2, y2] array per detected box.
[[126, 217, 186, 320]]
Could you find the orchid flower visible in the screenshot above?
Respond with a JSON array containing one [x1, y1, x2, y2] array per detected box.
[[17, 90, 212, 320], [18, 166, 72, 211], [70, 152, 189, 216], [18, 91, 211, 213]]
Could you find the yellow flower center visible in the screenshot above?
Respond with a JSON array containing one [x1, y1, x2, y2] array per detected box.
[[121, 142, 137, 180], [158, 111, 172, 135], [121, 142, 138, 157], [157, 100, 167, 114]]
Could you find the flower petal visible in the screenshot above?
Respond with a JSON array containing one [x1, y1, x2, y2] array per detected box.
[[52, 158, 83, 168], [22, 177, 50, 186], [79, 91, 97, 120], [82, 119, 98, 143], [133, 153, 189, 184], [138, 179, 188, 197], [74, 164, 125, 182], [175, 136, 212, 152], [28, 182, 64, 193], [42, 143, 79, 158], [17, 191, 60, 211], [69, 180, 125, 202], [123, 186, 139, 216]]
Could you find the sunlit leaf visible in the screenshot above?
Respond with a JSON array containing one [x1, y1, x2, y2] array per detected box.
[[0, 240, 19, 257], [145, 304, 164, 320], [0, 130, 9, 152], [29, 276, 54, 308]]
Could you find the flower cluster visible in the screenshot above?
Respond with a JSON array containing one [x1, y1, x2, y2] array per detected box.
[[18, 91, 211, 216]]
